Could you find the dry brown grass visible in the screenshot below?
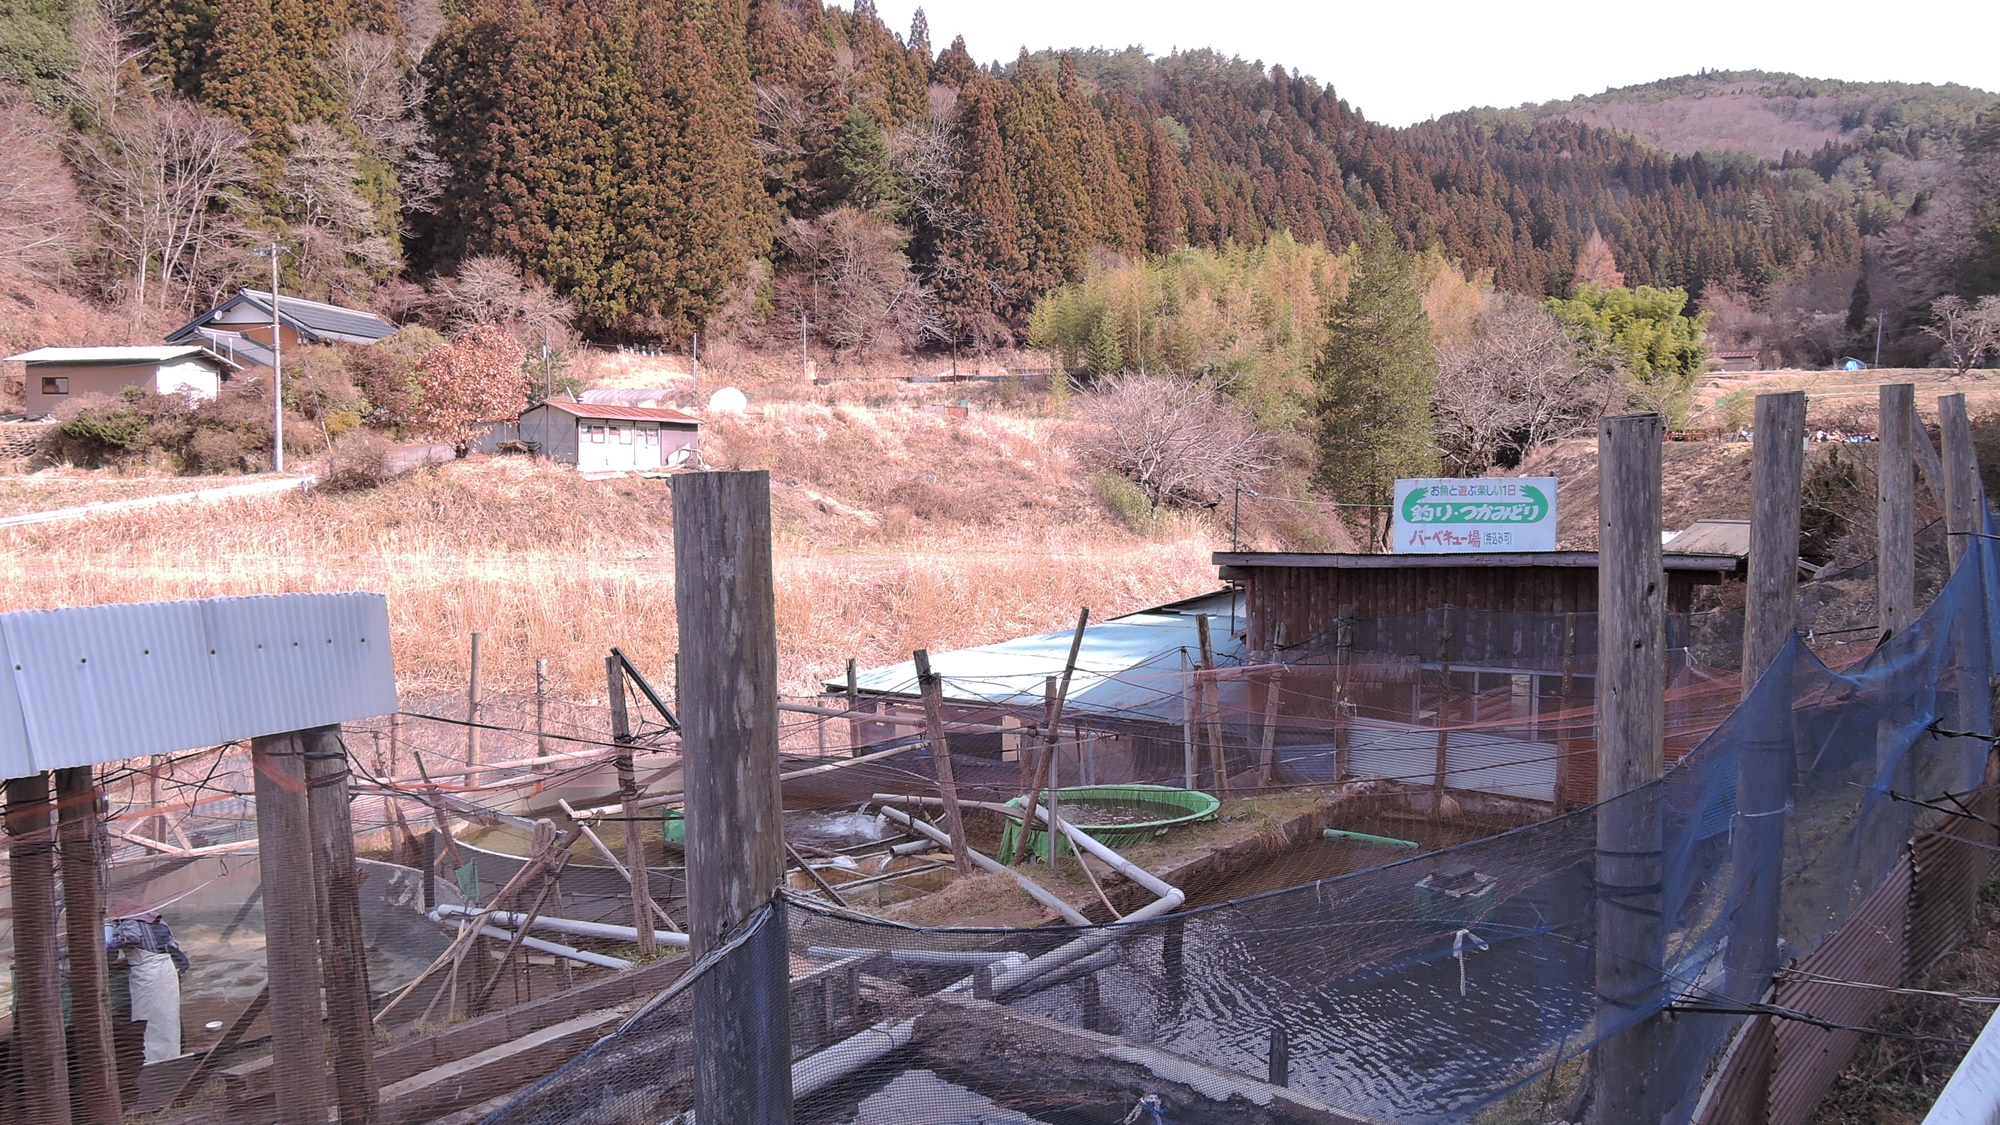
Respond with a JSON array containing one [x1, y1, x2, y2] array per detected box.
[[0, 406, 1222, 700]]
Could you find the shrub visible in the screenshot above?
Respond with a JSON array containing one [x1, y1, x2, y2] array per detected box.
[[1091, 471, 1165, 536], [319, 430, 397, 492]]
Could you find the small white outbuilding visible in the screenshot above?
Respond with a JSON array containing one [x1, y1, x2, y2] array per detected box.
[[479, 399, 702, 471], [5, 345, 241, 417]]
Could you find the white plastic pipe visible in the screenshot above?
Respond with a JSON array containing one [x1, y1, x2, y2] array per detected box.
[[806, 946, 1020, 968], [425, 912, 634, 970], [432, 904, 691, 948], [877, 805, 1090, 925]]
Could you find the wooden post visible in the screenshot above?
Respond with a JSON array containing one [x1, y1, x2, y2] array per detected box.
[[846, 658, 860, 753], [465, 631, 483, 776], [1556, 612, 1577, 808], [1434, 612, 1454, 805], [57, 765, 122, 1125], [1717, 392, 1805, 1122], [1589, 412, 1669, 1124], [1258, 668, 1283, 786], [1180, 647, 1196, 790], [1879, 384, 1918, 641], [1009, 609, 1090, 866], [533, 658, 549, 771], [913, 648, 973, 875], [1941, 393, 1981, 571], [252, 732, 331, 1125], [671, 469, 793, 1125], [303, 728, 379, 1125], [607, 656, 656, 958], [1196, 614, 1228, 797], [7, 772, 71, 1125]]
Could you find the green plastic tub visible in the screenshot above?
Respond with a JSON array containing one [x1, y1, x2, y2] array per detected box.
[[997, 784, 1220, 865]]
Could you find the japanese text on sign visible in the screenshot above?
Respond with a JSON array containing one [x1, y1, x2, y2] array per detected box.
[[1391, 478, 1557, 553]]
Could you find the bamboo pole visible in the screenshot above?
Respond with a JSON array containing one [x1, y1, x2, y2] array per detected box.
[[1011, 609, 1091, 866]]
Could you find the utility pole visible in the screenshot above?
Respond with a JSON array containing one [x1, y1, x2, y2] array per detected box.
[[672, 470, 792, 1125], [255, 245, 288, 473], [1232, 484, 1258, 552], [691, 330, 700, 404], [1875, 310, 1885, 370], [1589, 412, 1668, 1124], [800, 313, 810, 382]]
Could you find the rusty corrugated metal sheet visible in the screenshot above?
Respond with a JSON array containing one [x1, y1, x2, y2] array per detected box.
[[1696, 1013, 1774, 1125], [0, 592, 398, 777], [1767, 856, 1912, 1125], [1908, 790, 2000, 980]]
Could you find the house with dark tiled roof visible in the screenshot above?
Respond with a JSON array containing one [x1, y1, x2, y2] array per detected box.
[[165, 289, 397, 368]]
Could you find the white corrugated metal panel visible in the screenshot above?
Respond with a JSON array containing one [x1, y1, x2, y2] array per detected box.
[[0, 592, 397, 777], [1343, 717, 1557, 801], [1924, 1000, 2000, 1125]]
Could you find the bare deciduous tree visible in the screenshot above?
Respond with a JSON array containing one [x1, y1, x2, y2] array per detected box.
[[1070, 373, 1278, 509], [782, 205, 941, 356], [324, 30, 445, 214], [277, 121, 397, 294], [1433, 298, 1617, 474], [1924, 295, 2000, 375], [0, 101, 89, 281], [442, 255, 576, 351], [75, 97, 255, 309]]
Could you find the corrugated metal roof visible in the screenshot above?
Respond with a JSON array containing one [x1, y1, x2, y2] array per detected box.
[[1666, 520, 1753, 559], [4, 345, 237, 368], [0, 592, 398, 778], [579, 388, 680, 406], [536, 400, 701, 426], [838, 592, 1247, 721]]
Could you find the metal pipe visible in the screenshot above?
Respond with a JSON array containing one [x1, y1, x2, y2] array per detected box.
[[430, 905, 690, 948], [1322, 828, 1421, 849], [423, 913, 634, 970], [876, 805, 1090, 926], [806, 947, 1020, 968]]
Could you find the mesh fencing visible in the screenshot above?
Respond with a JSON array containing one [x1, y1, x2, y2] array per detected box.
[[469, 529, 1999, 1124]]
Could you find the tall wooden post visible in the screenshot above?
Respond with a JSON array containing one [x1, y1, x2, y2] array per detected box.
[[1720, 391, 1804, 1125], [252, 732, 332, 1125], [672, 470, 793, 1125], [846, 658, 860, 753], [533, 658, 549, 771], [1940, 393, 1981, 571], [606, 657, 656, 959], [57, 766, 122, 1125], [6, 772, 72, 1125], [304, 728, 379, 1125], [1878, 385, 1917, 641], [1590, 412, 1668, 1124], [1196, 614, 1228, 797]]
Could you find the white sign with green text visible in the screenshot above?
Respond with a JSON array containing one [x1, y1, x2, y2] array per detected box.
[[1392, 478, 1557, 553]]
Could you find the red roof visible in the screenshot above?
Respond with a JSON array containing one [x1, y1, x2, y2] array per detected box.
[[538, 400, 699, 425]]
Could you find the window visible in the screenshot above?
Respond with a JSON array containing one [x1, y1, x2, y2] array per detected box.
[[641, 427, 659, 445], [40, 376, 69, 395], [617, 426, 633, 444], [588, 425, 605, 443]]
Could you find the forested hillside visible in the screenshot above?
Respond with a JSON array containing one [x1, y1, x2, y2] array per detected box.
[[1, 0, 1995, 365]]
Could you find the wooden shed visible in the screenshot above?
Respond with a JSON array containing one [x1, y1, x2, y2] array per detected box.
[[479, 400, 701, 470], [1213, 551, 1743, 659]]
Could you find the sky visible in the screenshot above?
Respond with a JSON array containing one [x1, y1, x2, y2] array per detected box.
[[865, 0, 2000, 128]]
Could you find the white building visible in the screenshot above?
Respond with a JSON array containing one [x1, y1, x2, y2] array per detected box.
[[5, 345, 241, 417], [479, 400, 701, 471]]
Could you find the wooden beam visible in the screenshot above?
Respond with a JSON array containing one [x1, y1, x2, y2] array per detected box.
[[1590, 411, 1669, 1122], [304, 727, 380, 1125], [1940, 393, 1981, 571], [913, 648, 973, 875], [1878, 384, 1917, 640], [252, 732, 332, 1125], [607, 656, 656, 959], [671, 469, 793, 1124], [6, 772, 71, 1125], [58, 765, 123, 1124]]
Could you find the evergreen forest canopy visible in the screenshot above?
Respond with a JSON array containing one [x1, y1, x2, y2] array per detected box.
[[2, 0, 1997, 367]]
